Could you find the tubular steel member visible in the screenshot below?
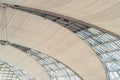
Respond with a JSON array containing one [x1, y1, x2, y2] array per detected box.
[[1, 3, 120, 80], [0, 40, 83, 80]]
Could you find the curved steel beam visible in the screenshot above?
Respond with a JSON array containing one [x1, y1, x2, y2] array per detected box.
[[0, 40, 82, 80], [2, 3, 90, 33], [1, 3, 120, 80]]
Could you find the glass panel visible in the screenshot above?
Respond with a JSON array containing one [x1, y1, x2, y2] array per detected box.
[[77, 28, 120, 80], [27, 50, 81, 80], [0, 61, 35, 80], [100, 50, 120, 62], [105, 62, 120, 71]]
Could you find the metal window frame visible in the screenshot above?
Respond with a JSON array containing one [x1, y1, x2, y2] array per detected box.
[[1, 3, 120, 80], [0, 60, 35, 80], [0, 40, 82, 80]]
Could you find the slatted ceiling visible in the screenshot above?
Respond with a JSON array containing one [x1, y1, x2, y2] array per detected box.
[[54, 0, 97, 12], [24, 18, 52, 45], [66, 0, 111, 16], [1, 0, 119, 24], [22, 0, 43, 4], [49, 34, 79, 52], [59, 46, 95, 63], [9, 16, 38, 42], [0, 46, 29, 66], [28, 25, 61, 48], [55, 40, 86, 57], [1, 1, 120, 35], [6, 7, 16, 22], [27, 18, 49, 34], [4, 10, 105, 80], [4, 9, 105, 80], [0, 0, 97, 11], [40, 1, 120, 35], [8, 0, 73, 10], [0, 8, 105, 80], [46, 35, 73, 54], [40, 0, 72, 9], [45, 39, 105, 80], [20, 0, 47, 7], [7, 9, 50, 45], [97, 18, 120, 35], [48, 0, 120, 22], [58, 51, 104, 80], [0, 2, 112, 80], [8, 14, 35, 37], [27, 27, 50, 46], [51, 0, 78, 10], [40, 28, 71, 51], [57, 48, 94, 65], [7, 11, 28, 37], [80, 0, 120, 17], [0, 46, 50, 80], [83, 4, 120, 22]]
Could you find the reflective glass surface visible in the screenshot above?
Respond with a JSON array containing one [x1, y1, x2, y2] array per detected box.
[[26, 49, 81, 80], [77, 28, 120, 80], [0, 60, 35, 80]]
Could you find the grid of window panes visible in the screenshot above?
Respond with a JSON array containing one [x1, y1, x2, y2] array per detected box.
[[0, 61, 19, 80], [27, 49, 81, 80], [77, 28, 120, 80], [0, 61, 35, 80]]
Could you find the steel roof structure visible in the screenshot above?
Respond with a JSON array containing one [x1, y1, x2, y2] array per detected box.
[[0, 1, 120, 80]]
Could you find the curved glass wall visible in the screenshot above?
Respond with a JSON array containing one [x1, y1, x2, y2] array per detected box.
[[0, 4, 82, 80], [0, 40, 82, 80], [1, 3, 120, 80], [9, 43, 82, 80], [0, 60, 35, 80], [27, 49, 81, 80], [76, 28, 120, 80]]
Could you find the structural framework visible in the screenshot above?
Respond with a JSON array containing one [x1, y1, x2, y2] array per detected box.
[[0, 1, 120, 80]]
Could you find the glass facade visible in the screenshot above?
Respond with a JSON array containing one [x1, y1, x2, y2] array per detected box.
[[26, 49, 81, 80], [77, 28, 120, 80], [0, 60, 35, 80], [4, 41, 82, 80], [1, 3, 120, 80]]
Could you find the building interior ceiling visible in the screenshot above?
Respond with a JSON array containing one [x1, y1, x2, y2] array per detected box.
[[0, 0, 120, 35], [0, 0, 120, 80], [0, 60, 35, 80]]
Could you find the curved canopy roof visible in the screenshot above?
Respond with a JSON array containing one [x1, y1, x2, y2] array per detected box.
[[0, 0, 120, 35], [0, 60, 35, 80], [0, 45, 49, 80], [0, 1, 120, 80]]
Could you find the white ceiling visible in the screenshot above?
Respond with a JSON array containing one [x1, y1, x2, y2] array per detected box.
[[0, 0, 119, 80], [0, 45, 49, 80], [0, 0, 120, 35], [0, 7, 106, 80]]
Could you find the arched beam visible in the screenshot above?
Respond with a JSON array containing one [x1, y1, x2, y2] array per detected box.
[[0, 40, 82, 80], [1, 3, 120, 80]]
